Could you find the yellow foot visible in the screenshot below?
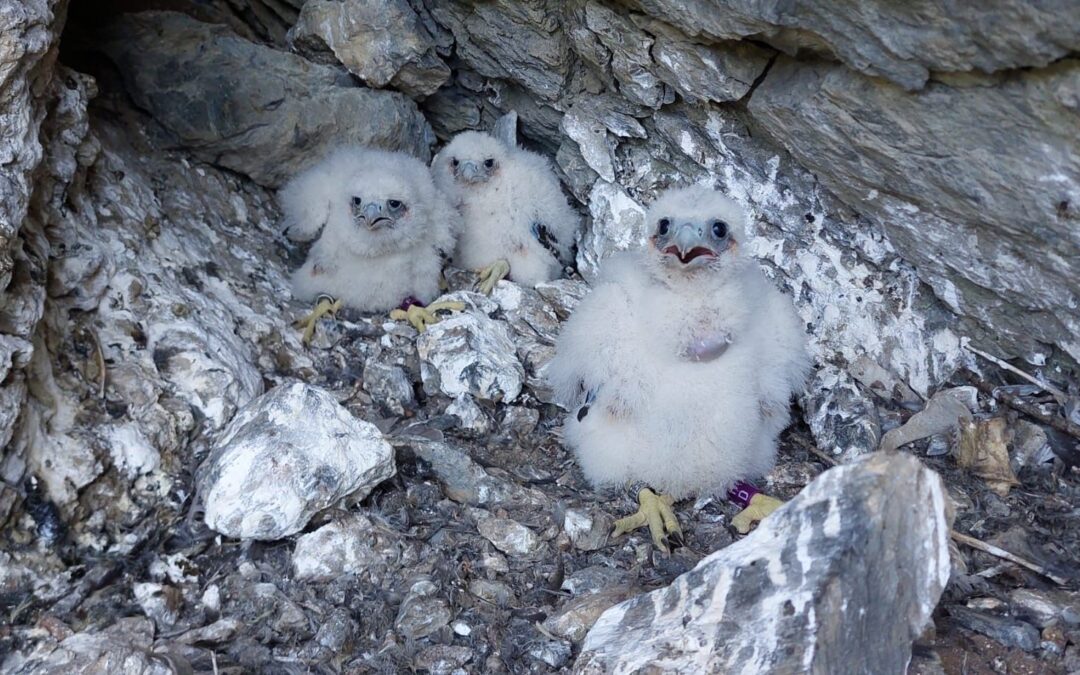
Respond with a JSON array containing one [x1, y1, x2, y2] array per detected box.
[[612, 488, 682, 554], [476, 259, 510, 295], [294, 297, 343, 344], [389, 300, 465, 332], [731, 493, 783, 534]]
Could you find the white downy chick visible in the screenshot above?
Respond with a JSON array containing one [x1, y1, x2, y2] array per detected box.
[[281, 146, 458, 313], [432, 128, 580, 290], [546, 185, 811, 543]]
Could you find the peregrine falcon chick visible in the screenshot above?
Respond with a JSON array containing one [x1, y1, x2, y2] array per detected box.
[[281, 146, 463, 340], [432, 128, 581, 294], [546, 185, 812, 551]]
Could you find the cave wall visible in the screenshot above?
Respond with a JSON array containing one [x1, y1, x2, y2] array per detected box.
[[1, 0, 1078, 523]]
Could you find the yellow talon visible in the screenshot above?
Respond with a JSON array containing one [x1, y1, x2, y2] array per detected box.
[[476, 259, 510, 295], [612, 488, 682, 554], [294, 297, 343, 344], [731, 493, 783, 534], [389, 300, 465, 332]]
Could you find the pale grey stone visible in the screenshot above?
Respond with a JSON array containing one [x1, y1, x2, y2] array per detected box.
[[416, 310, 525, 403], [474, 510, 543, 557], [196, 382, 396, 540], [290, 0, 450, 98], [404, 438, 548, 510], [98, 11, 433, 187], [426, 1, 573, 101], [576, 453, 953, 673], [543, 586, 633, 643], [750, 59, 1080, 365], [415, 645, 474, 675], [445, 394, 491, 434], [802, 365, 881, 461], [363, 357, 415, 416], [395, 576, 452, 639], [637, 16, 772, 103], [292, 514, 404, 582], [625, 0, 1080, 90], [561, 507, 613, 551], [4, 617, 172, 675], [133, 582, 182, 630], [529, 639, 572, 669], [468, 578, 515, 607]]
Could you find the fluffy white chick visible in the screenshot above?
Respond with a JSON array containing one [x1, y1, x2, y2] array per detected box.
[[431, 130, 580, 293], [546, 185, 811, 550], [281, 146, 462, 340]]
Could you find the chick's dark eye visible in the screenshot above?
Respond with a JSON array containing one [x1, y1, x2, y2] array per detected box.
[[712, 220, 728, 238], [657, 218, 671, 236], [351, 196, 362, 206], [483, 158, 495, 169], [451, 158, 459, 167], [388, 199, 403, 210]]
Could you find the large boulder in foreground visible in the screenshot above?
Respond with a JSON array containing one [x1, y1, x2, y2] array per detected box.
[[196, 382, 395, 540], [98, 11, 433, 187], [576, 452, 952, 674]]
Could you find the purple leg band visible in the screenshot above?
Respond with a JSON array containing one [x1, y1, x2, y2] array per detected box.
[[727, 480, 759, 509], [398, 296, 424, 311]]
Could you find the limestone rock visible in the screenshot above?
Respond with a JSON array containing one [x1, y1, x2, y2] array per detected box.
[[416, 310, 525, 403], [474, 509, 544, 557], [561, 507, 613, 551], [292, 514, 404, 582], [445, 394, 491, 434], [405, 438, 548, 510], [625, 0, 1080, 90], [803, 366, 882, 461], [631, 12, 772, 103], [98, 11, 433, 187], [395, 576, 452, 639], [750, 59, 1080, 364], [426, 1, 573, 101], [4, 617, 171, 675], [196, 382, 396, 540], [362, 356, 415, 416], [0, 0, 60, 284], [575, 181, 648, 281], [576, 452, 953, 673], [544, 585, 633, 643], [290, 0, 450, 98]]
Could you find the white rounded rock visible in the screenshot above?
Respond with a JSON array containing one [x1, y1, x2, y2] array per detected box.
[[416, 311, 524, 403], [196, 382, 395, 540]]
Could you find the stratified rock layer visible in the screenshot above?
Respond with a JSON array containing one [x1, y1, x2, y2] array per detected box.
[[576, 452, 953, 673], [98, 11, 433, 187]]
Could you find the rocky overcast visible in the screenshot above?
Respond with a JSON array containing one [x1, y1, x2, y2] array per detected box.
[[1, 0, 1079, 673]]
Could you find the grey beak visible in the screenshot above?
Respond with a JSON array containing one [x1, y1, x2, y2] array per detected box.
[[672, 223, 703, 254], [459, 160, 483, 183], [361, 202, 386, 229]]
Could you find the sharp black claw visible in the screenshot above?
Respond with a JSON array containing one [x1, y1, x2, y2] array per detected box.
[[667, 531, 685, 550]]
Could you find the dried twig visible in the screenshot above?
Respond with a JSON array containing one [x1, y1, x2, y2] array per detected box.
[[89, 328, 107, 399], [790, 432, 839, 466], [963, 342, 1068, 405], [960, 370, 1080, 441], [951, 530, 1068, 585]]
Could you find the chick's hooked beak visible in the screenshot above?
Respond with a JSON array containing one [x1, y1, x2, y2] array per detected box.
[[453, 159, 495, 185], [354, 201, 394, 230], [455, 160, 481, 184], [658, 222, 730, 266]]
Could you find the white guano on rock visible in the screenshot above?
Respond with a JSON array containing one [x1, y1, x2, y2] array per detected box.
[[576, 452, 953, 674], [196, 382, 396, 540]]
